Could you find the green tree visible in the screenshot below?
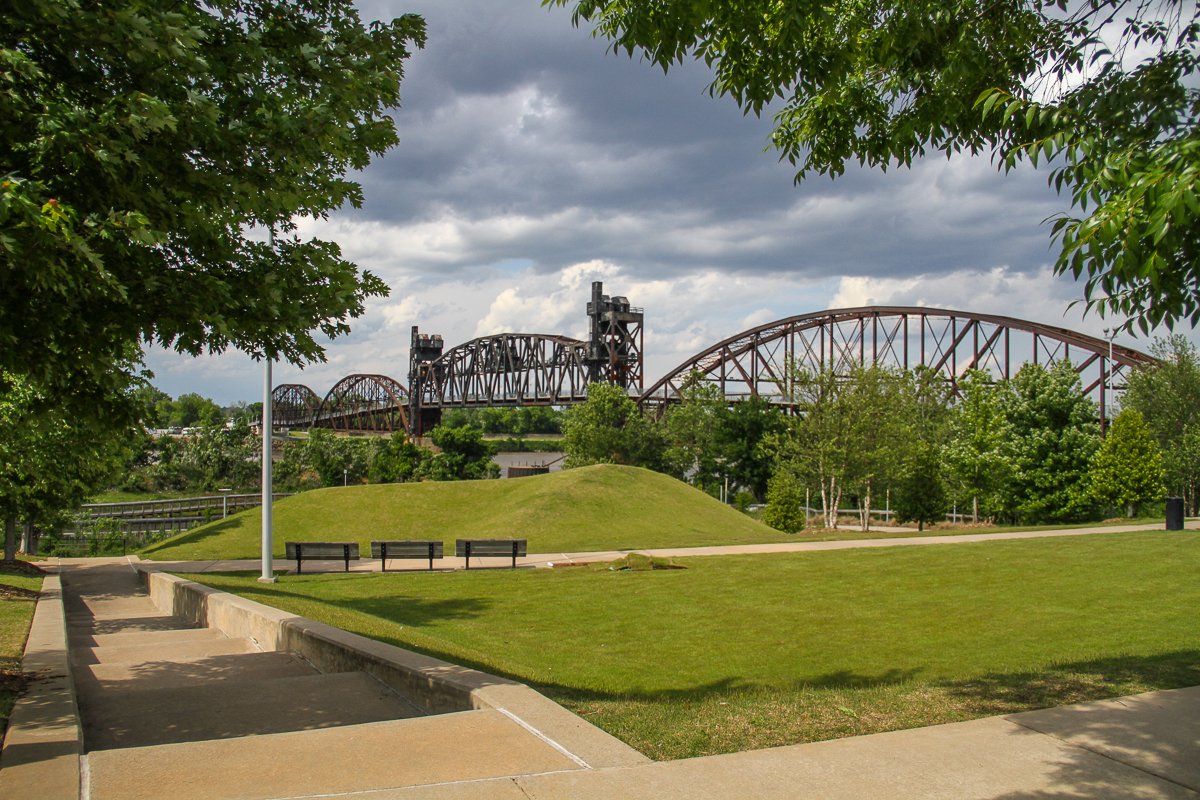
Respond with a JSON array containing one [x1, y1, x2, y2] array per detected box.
[[425, 425, 498, 480], [1123, 336, 1200, 513], [553, 0, 1200, 332], [131, 385, 171, 428], [713, 396, 786, 501], [999, 361, 1102, 523], [563, 383, 666, 469], [892, 442, 951, 532], [944, 370, 1015, 523], [1090, 409, 1165, 517], [662, 372, 726, 487], [165, 393, 225, 429], [303, 428, 369, 487], [0, 372, 131, 559], [766, 366, 854, 529], [367, 432, 427, 484], [181, 419, 259, 490], [761, 471, 806, 533], [846, 366, 908, 530], [1, 0, 425, 420]]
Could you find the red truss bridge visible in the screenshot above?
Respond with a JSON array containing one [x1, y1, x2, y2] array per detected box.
[[273, 291, 1154, 436]]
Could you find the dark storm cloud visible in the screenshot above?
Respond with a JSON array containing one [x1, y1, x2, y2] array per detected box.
[[343, 0, 1066, 282]]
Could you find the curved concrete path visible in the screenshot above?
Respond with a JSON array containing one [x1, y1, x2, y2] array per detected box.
[[146, 519, 1197, 574]]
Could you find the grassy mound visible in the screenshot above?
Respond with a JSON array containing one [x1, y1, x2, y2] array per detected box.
[[140, 464, 793, 561]]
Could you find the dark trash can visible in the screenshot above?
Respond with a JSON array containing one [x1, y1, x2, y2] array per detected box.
[[1165, 497, 1185, 531]]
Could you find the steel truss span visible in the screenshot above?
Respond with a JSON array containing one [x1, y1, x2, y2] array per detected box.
[[272, 384, 321, 429], [414, 333, 592, 411], [639, 307, 1156, 424], [285, 374, 412, 431]]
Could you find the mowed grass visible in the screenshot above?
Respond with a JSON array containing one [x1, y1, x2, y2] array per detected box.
[[0, 568, 44, 741], [141, 465, 797, 561], [183, 530, 1200, 760]]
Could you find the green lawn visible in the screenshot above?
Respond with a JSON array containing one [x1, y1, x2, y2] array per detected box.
[[183, 530, 1200, 760], [0, 568, 44, 743], [786, 517, 1172, 543], [141, 465, 798, 561]]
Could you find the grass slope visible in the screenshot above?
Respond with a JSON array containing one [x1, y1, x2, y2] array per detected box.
[[141, 464, 794, 561], [0, 568, 43, 743], [185, 531, 1200, 760]]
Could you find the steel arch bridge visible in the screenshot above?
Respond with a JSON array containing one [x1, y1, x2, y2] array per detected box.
[[272, 374, 410, 434], [273, 384, 321, 429], [639, 306, 1156, 427], [272, 296, 1156, 436]]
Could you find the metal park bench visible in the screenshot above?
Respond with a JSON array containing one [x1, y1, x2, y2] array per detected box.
[[455, 539, 527, 569], [371, 540, 444, 571], [285, 542, 360, 574]]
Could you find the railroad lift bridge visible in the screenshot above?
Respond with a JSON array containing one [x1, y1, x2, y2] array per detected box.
[[272, 283, 1154, 436]]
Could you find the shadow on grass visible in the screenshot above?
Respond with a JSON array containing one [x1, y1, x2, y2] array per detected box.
[[380, 646, 1200, 716], [196, 576, 495, 629]]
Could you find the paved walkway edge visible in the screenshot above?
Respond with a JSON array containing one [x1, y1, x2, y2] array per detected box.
[[0, 568, 83, 800], [136, 565, 649, 771]]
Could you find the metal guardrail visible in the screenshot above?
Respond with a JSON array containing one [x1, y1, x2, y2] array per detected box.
[[80, 493, 294, 520]]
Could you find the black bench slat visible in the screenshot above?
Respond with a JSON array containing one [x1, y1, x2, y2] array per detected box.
[[371, 540, 443, 571], [455, 539, 527, 569], [285, 542, 360, 574]]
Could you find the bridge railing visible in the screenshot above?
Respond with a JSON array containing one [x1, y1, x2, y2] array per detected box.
[[80, 493, 294, 520]]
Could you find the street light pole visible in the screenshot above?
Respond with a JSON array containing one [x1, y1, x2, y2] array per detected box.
[[1102, 327, 1116, 435], [259, 226, 277, 584]]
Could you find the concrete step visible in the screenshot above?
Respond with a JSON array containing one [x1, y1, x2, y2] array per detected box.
[[76, 651, 320, 693], [86, 709, 585, 800], [71, 636, 259, 666], [67, 595, 161, 620], [72, 627, 227, 649], [66, 614, 198, 636], [82, 671, 425, 751]]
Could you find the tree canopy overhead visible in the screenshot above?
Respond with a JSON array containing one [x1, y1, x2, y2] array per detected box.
[[1, 0, 425, 414], [551, 0, 1200, 333]]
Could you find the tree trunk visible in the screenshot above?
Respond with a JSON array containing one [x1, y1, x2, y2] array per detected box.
[[918, 519, 924, 532], [972, 495, 979, 525], [4, 518, 15, 562], [1126, 502, 1134, 519], [831, 481, 843, 530], [860, 481, 872, 531]]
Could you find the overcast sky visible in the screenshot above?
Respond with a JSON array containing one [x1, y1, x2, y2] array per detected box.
[[145, 0, 1186, 404]]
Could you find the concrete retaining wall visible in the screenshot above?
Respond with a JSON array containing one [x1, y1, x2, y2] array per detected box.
[[0, 572, 83, 800], [137, 567, 649, 770]]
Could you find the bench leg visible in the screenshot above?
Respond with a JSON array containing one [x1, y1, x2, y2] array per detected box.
[[296, 552, 303, 575], [465, 542, 471, 569]]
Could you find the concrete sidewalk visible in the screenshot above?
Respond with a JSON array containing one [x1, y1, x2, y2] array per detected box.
[[143, 519, 1197, 574]]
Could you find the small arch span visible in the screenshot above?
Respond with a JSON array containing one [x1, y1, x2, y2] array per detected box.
[[313, 374, 410, 434]]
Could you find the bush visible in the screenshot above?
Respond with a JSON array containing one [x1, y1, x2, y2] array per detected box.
[[762, 474, 806, 533]]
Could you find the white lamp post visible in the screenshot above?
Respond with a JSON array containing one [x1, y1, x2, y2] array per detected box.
[[259, 226, 277, 584], [1102, 327, 1117, 434]]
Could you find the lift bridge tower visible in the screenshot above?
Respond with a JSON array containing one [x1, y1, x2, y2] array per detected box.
[[584, 281, 644, 391]]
